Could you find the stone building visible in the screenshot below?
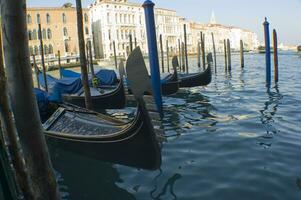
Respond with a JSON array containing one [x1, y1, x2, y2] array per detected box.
[[27, 6, 91, 60]]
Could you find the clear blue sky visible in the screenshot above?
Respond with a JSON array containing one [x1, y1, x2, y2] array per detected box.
[[27, 0, 301, 45]]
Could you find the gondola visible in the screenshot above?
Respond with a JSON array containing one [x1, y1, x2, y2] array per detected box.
[[38, 67, 127, 111], [174, 55, 212, 88], [41, 47, 162, 170]]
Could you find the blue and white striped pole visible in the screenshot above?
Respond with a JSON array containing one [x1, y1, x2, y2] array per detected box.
[[143, 0, 163, 116], [263, 17, 271, 87]]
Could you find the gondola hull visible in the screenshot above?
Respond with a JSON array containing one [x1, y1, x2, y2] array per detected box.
[[179, 66, 212, 88], [162, 81, 179, 95], [62, 80, 126, 111], [43, 104, 161, 170]]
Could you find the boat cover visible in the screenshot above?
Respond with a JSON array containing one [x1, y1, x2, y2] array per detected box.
[[38, 73, 83, 102], [34, 88, 49, 112], [60, 68, 118, 86]]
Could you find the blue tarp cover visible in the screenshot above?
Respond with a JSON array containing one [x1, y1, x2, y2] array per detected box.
[[34, 88, 49, 111], [60, 68, 118, 86], [38, 73, 83, 102]]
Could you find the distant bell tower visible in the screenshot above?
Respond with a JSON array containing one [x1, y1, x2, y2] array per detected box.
[[210, 11, 217, 24]]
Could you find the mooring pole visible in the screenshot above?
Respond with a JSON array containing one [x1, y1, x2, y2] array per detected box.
[[263, 17, 271, 86], [224, 39, 227, 71], [181, 42, 185, 72], [1, 1, 61, 198], [86, 43, 90, 74], [184, 24, 188, 73], [197, 41, 201, 68], [273, 29, 279, 83], [129, 34, 133, 53], [134, 37, 137, 48], [76, 0, 92, 109], [159, 34, 164, 73], [166, 40, 170, 73], [227, 39, 232, 71], [38, 23, 48, 92], [113, 40, 118, 69], [32, 55, 40, 89], [143, 0, 163, 115], [201, 32, 206, 70], [88, 40, 95, 77], [57, 50, 62, 79], [240, 40, 245, 68], [178, 39, 182, 69], [211, 33, 217, 73]]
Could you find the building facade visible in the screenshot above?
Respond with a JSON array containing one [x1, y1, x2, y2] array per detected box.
[[27, 6, 91, 60]]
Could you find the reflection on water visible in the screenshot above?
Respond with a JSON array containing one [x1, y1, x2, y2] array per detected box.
[[51, 53, 301, 199]]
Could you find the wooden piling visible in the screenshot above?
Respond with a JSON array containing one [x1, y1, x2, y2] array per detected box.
[[181, 42, 185, 72], [197, 41, 201, 68], [240, 40, 244, 68], [211, 33, 217, 72], [1, 1, 61, 198], [184, 24, 188, 73], [57, 51, 62, 78], [273, 29, 279, 83], [159, 34, 164, 73], [166, 40, 170, 73], [134, 37, 137, 48], [32, 55, 40, 88], [129, 34, 133, 52], [38, 23, 48, 92], [113, 40, 118, 69], [201, 32, 206, 70], [227, 39, 231, 71], [224, 39, 227, 71], [76, 0, 92, 109], [178, 39, 182, 69], [88, 41, 95, 77]]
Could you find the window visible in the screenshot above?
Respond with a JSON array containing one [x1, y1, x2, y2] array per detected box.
[[47, 29, 52, 39], [46, 13, 50, 24], [42, 29, 47, 39], [85, 27, 89, 35], [34, 46, 39, 55], [108, 30, 111, 40], [39, 45, 42, 55], [63, 27, 68, 37], [44, 45, 48, 55], [84, 13, 88, 22], [27, 15, 32, 24], [107, 13, 110, 24], [28, 30, 32, 40], [48, 44, 53, 54], [29, 46, 33, 55], [62, 13, 66, 23], [64, 40, 69, 52], [37, 14, 41, 24], [32, 29, 37, 40]]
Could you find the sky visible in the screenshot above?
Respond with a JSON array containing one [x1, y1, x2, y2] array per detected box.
[[27, 0, 301, 45]]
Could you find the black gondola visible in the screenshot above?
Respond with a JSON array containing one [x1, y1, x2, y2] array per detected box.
[[174, 56, 212, 88], [41, 47, 162, 170]]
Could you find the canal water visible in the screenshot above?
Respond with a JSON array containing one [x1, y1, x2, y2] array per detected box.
[[47, 52, 300, 199]]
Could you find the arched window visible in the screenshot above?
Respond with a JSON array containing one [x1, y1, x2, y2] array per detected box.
[[39, 45, 42, 55], [37, 14, 41, 24], [42, 29, 47, 39], [29, 46, 34, 56], [34, 46, 39, 55], [27, 15, 32, 24], [48, 44, 53, 54], [47, 29, 52, 39], [46, 13, 51, 24], [85, 27, 89, 35], [84, 13, 88, 22], [28, 30, 32, 40], [64, 40, 69, 52], [32, 29, 37, 40], [62, 13, 66, 23], [44, 45, 48, 55], [63, 27, 68, 37]]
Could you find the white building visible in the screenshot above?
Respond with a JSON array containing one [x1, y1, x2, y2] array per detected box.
[[89, 1, 259, 59]]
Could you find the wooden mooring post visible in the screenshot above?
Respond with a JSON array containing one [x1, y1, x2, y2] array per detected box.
[[227, 39, 232, 71], [129, 34, 133, 52], [134, 37, 137, 48], [32, 54, 40, 88], [201, 32, 206, 70], [1, 1, 61, 198], [211, 33, 217, 73], [240, 40, 245, 68], [224, 39, 227, 71], [178, 39, 182, 69], [38, 23, 48, 92], [159, 34, 164, 73], [113, 40, 118, 69], [181, 42, 185, 72], [166, 40, 170, 73], [58, 50, 62, 78], [76, 0, 92, 109], [184, 24, 188, 73], [197, 41, 201, 68], [273, 29, 279, 83]]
